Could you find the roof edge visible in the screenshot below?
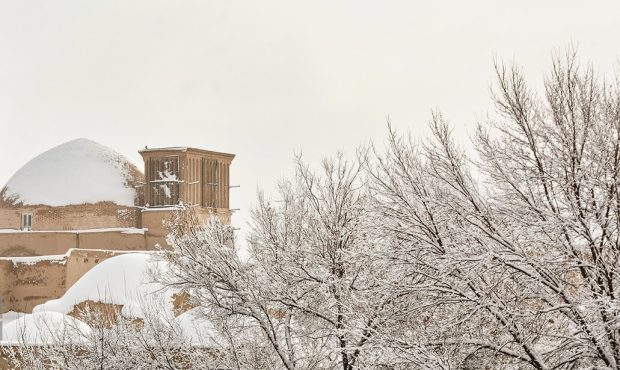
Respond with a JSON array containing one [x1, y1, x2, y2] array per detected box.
[[139, 146, 235, 159]]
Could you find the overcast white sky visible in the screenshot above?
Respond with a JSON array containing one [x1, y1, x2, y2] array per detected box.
[[1, 0, 620, 235]]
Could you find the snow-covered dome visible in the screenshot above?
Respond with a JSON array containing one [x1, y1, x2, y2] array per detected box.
[[0, 138, 143, 207]]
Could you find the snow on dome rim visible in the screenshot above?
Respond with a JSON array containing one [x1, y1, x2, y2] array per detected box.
[[1, 138, 143, 207]]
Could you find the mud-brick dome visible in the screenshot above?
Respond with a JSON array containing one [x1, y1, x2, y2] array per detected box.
[[0, 138, 144, 207]]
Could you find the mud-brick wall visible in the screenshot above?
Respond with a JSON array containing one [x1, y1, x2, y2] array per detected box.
[[0, 232, 77, 257], [141, 209, 174, 249], [141, 207, 230, 250], [0, 203, 141, 231], [78, 231, 146, 251], [0, 230, 148, 257], [0, 251, 126, 369], [0, 260, 15, 310], [0, 259, 66, 313], [0, 249, 133, 314], [0, 209, 19, 229]]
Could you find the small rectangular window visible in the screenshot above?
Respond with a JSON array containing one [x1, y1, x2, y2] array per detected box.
[[21, 213, 32, 231]]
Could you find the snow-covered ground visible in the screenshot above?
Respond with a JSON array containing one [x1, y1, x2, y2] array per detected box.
[[1, 138, 140, 206]]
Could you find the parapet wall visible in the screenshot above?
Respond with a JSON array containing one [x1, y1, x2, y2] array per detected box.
[[0, 232, 77, 257], [0, 229, 151, 257]]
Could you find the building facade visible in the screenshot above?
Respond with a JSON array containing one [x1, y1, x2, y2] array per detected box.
[[0, 140, 234, 312]]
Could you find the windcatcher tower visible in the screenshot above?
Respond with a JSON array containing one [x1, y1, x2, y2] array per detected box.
[[138, 146, 235, 246]]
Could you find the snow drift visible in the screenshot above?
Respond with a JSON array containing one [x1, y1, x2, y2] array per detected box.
[[175, 308, 219, 346], [0, 311, 91, 345], [33, 253, 177, 319]]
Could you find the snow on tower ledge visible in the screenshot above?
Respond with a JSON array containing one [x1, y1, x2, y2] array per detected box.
[[0, 138, 143, 207]]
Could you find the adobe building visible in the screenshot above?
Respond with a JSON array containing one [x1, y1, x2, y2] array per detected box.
[[0, 138, 234, 312]]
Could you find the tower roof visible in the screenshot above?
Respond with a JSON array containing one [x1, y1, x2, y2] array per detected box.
[[139, 146, 235, 160]]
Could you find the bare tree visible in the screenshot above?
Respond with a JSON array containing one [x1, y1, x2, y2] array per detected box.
[[370, 50, 620, 369], [161, 154, 409, 370], [4, 297, 225, 369]]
